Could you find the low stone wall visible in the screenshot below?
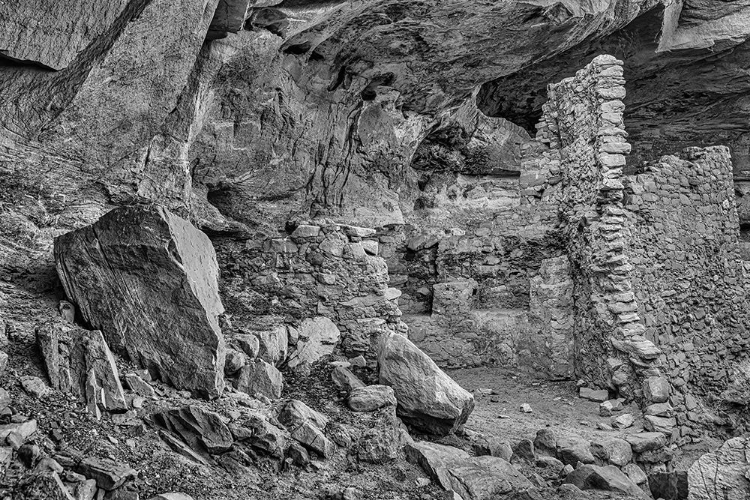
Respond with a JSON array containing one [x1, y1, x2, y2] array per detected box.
[[218, 220, 406, 364]]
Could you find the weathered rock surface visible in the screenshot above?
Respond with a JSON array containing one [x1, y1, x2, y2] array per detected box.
[[565, 464, 645, 498], [650, 470, 688, 500], [688, 437, 750, 500], [625, 433, 667, 454], [149, 494, 195, 500], [378, 332, 474, 435], [331, 366, 365, 394], [356, 426, 406, 464], [287, 317, 340, 371], [37, 320, 127, 414], [278, 400, 334, 459], [13, 470, 75, 499], [54, 206, 226, 398], [155, 406, 234, 455], [405, 441, 534, 500], [255, 326, 288, 366], [232, 413, 289, 458], [0, 420, 37, 443], [75, 457, 136, 491], [348, 385, 397, 412], [233, 359, 283, 399]]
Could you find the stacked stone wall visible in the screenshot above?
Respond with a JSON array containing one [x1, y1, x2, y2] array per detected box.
[[372, 207, 573, 373], [624, 147, 750, 442], [217, 221, 406, 365], [539, 55, 660, 398]]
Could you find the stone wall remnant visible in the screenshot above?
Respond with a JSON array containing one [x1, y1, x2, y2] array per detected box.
[[536, 55, 657, 399], [219, 220, 406, 366]]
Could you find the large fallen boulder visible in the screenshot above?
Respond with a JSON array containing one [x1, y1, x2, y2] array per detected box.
[[378, 332, 474, 435], [688, 437, 750, 500], [36, 320, 126, 416], [405, 441, 534, 500], [54, 206, 225, 398]]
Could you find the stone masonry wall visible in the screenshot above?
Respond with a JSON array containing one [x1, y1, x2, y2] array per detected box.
[[538, 55, 662, 399], [218, 220, 406, 366], [378, 205, 568, 372], [624, 147, 750, 442]]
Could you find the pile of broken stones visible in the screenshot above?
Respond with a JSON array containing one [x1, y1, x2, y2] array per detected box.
[[1, 204, 744, 500], [0, 206, 477, 499]]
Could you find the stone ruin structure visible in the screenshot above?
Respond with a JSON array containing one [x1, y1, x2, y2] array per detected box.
[[228, 55, 750, 444]]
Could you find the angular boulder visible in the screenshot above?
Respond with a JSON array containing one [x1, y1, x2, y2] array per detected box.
[[75, 457, 137, 491], [348, 385, 397, 412], [565, 464, 645, 498], [54, 206, 225, 398], [231, 413, 289, 458], [688, 437, 750, 500], [378, 332, 474, 435], [624, 432, 667, 454], [278, 400, 334, 459], [287, 317, 340, 371], [357, 426, 408, 464], [233, 359, 283, 399], [255, 326, 288, 366], [405, 441, 534, 500], [557, 436, 595, 466], [154, 406, 234, 455], [37, 320, 127, 415], [331, 366, 365, 394]]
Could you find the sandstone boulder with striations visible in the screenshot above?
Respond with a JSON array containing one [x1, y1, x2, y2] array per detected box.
[[54, 206, 225, 399], [378, 332, 474, 435]]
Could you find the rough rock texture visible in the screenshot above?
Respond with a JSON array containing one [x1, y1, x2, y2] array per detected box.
[[13, 470, 74, 499], [565, 464, 645, 498], [378, 332, 474, 435], [219, 221, 404, 367], [287, 317, 340, 371], [278, 400, 334, 458], [4, 0, 750, 497], [348, 385, 397, 412], [688, 437, 750, 500], [233, 359, 283, 399], [36, 319, 126, 415], [155, 406, 234, 455], [54, 206, 226, 398], [405, 441, 534, 500]]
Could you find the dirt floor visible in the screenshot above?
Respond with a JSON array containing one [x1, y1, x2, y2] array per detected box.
[[449, 366, 644, 444]]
